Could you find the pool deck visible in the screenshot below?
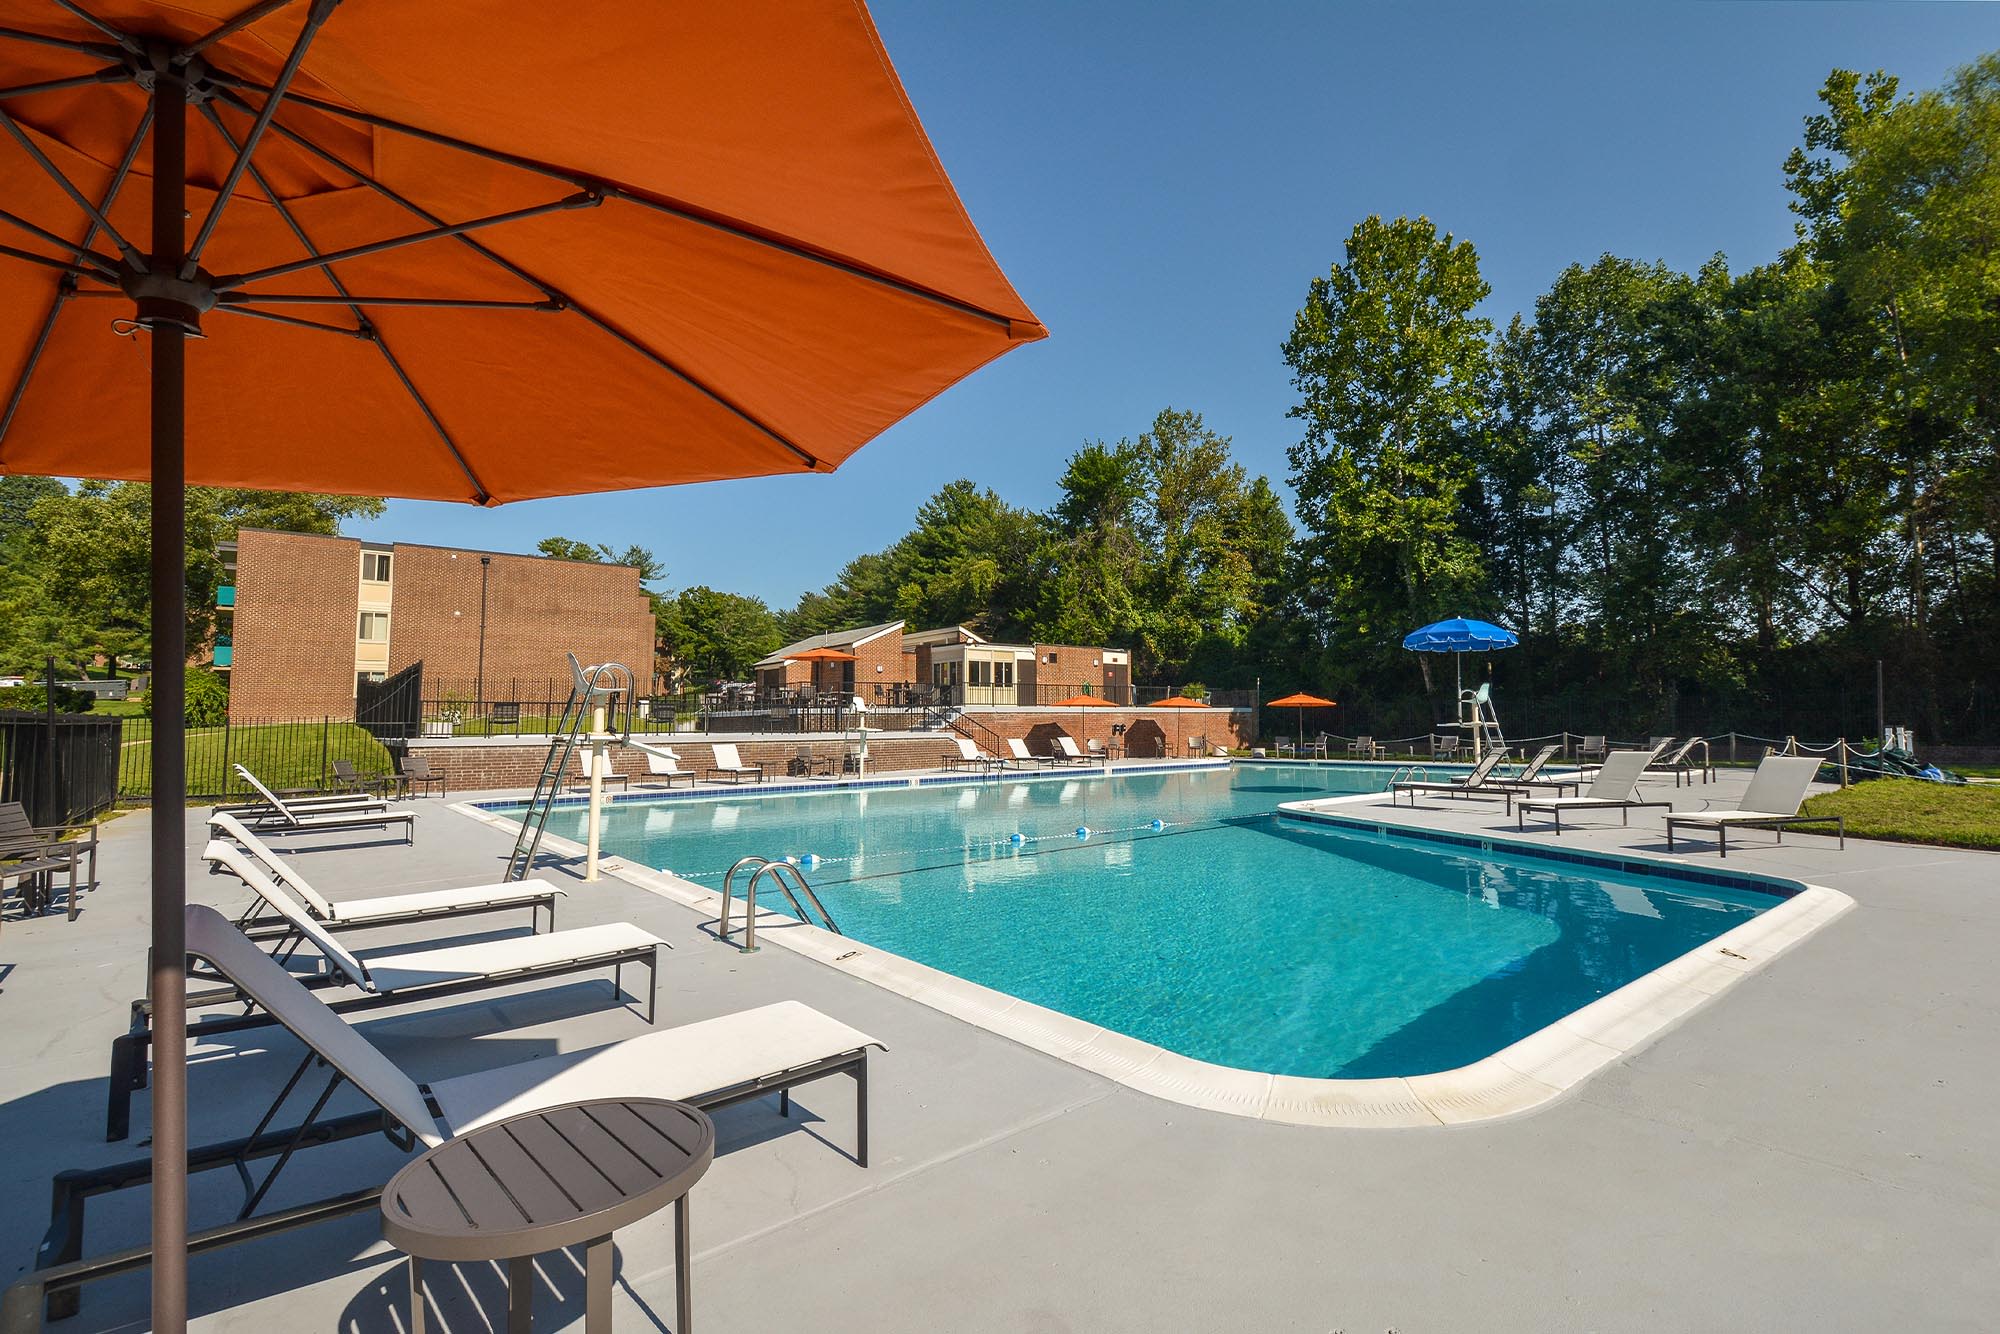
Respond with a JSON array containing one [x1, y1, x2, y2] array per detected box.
[[2, 763, 1995, 1331]]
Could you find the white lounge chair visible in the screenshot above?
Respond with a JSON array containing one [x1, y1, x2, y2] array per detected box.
[[1486, 745, 1582, 805], [187, 901, 881, 1159], [214, 762, 387, 816], [946, 735, 1002, 772], [574, 749, 630, 792], [706, 742, 765, 785], [1052, 735, 1094, 766], [108, 847, 662, 1142], [1390, 749, 1507, 805], [221, 765, 416, 842], [1514, 750, 1673, 834], [82, 905, 884, 1245], [1663, 756, 1843, 857], [1646, 736, 1712, 787], [209, 811, 561, 936], [1004, 737, 1052, 768], [640, 746, 697, 788]]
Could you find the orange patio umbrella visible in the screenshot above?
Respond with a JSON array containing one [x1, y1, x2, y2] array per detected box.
[[1267, 691, 1337, 751], [1151, 693, 1210, 755], [792, 645, 859, 696], [0, 4, 1042, 1327]]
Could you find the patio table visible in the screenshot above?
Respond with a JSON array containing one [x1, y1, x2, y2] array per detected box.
[[381, 1098, 714, 1334]]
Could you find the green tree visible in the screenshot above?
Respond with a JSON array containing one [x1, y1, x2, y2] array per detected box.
[[657, 586, 784, 684], [1283, 215, 1492, 692], [536, 536, 665, 587]]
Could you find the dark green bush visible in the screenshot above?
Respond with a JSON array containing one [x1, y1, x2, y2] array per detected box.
[[138, 669, 229, 727], [0, 683, 95, 713]]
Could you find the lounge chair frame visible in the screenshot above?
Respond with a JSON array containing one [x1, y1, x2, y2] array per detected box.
[[705, 743, 766, 784], [1390, 750, 1507, 805], [221, 766, 416, 841], [1664, 810, 1845, 857]]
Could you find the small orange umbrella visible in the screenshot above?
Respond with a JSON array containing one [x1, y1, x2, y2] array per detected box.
[[1152, 694, 1209, 755], [790, 647, 859, 662], [1049, 693, 1111, 708], [1267, 691, 1337, 751]]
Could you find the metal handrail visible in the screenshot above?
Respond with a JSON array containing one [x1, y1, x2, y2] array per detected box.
[[718, 855, 841, 952]]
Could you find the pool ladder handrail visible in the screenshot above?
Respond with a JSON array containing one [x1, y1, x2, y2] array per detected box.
[[718, 855, 842, 951], [1387, 764, 1431, 786]]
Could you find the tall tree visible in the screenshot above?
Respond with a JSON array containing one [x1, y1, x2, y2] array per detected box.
[[1282, 215, 1492, 693]]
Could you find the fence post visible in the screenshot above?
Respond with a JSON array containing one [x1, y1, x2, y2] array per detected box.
[[219, 712, 232, 801], [1837, 738, 1848, 788], [321, 716, 330, 790], [42, 656, 57, 825], [1729, 732, 1737, 765]]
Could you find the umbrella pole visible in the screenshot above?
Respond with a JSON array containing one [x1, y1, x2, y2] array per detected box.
[[148, 69, 190, 1334]]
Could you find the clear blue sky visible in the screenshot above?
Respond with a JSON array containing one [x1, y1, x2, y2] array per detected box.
[[350, 1, 2000, 608]]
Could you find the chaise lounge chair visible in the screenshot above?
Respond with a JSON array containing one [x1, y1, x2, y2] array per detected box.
[[1486, 744, 1584, 806], [640, 747, 698, 788], [1390, 749, 1508, 805], [220, 766, 416, 842], [59, 904, 884, 1283], [214, 762, 387, 817], [574, 749, 631, 792], [1514, 750, 1673, 834], [1004, 737, 1052, 769], [1646, 736, 1712, 787], [107, 847, 667, 1142], [706, 742, 765, 784], [208, 812, 562, 937], [946, 735, 1003, 772], [1052, 735, 1095, 767], [1663, 755, 1843, 857]]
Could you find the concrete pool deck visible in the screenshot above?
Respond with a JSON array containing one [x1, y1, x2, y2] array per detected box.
[[1, 765, 1995, 1330]]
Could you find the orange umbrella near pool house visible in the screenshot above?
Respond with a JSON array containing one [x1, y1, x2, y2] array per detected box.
[[1267, 691, 1337, 753], [1152, 693, 1212, 755], [0, 4, 1043, 1326], [790, 645, 860, 697]]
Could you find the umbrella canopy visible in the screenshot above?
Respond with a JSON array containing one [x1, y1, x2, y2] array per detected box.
[[790, 647, 859, 662], [1150, 695, 1209, 707], [1049, 693, 1111, 708], [1401, 618, 1520, 653], [0, 6, 1042, 1328]]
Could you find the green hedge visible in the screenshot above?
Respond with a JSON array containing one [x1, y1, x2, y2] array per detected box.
[[0, 683, 95, 713]]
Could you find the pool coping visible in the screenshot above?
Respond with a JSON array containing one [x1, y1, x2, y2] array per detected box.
[[449, 784, 1855, 1130]]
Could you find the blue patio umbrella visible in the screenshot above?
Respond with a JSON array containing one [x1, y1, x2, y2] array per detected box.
[[1402, 616, 1520, 698]]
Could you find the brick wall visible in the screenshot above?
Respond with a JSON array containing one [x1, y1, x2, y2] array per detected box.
[[408, 708, 1252, 791], [1029, 644, 1118, 695], [848, 631, 906, 695], [229, 530, 362, 721], [386, 545, 655, 698]]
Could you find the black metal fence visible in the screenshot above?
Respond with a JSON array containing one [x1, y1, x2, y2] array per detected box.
[[0, 710, 124, 825]]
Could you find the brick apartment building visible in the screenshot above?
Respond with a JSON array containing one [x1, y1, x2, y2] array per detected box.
[[222, 529, 656, 721], [751, 620, 1131, 706]]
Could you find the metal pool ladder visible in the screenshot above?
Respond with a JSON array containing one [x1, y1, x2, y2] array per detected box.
[[718, 855, 842, 951], [1386, 765, 1430, 785]]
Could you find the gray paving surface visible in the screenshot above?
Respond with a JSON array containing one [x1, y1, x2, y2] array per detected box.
[[0, 766, 1994, 1332]]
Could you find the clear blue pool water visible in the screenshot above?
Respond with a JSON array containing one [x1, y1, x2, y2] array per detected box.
[[516, 765, 1782, 1077]]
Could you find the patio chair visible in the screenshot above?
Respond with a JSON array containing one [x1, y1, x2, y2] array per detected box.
[[1005, 737, 1055, 769], [789, 745, 836, 778], [1306, 734, 1330, 759], [573, 749, 630, 792], [640, 746, 697, 788], [1274, 734, 1294, 757], [0, 799, 98, 901], [706, 742, 765, 784], [1663, 756, 1843, 858], [225, 766, 416, 842], [1431, 735, 1461, 761], [208, 812, 562, 937], [2, 846, 79, 924], [1514, 750, 1673, 834], [487, 700, 522, 734], [398, 752, 446, 801], [1390, 749, 1508, 805], [76, 904, 882, 1243], [1053, 735, 1095, 766], [1646, 736, 1712, 787], [1348, 735, 1378, 760], [329, 758, 390, 797], [946, 735, 1002, 772], [1578, 735, 1608, 765]]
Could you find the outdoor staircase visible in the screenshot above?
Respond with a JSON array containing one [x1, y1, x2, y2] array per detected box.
[[504, 653, 633, 882]]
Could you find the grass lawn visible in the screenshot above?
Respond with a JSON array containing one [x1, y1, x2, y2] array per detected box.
[[118, 720, 396, 799], [1800, 778, 2000, 852]]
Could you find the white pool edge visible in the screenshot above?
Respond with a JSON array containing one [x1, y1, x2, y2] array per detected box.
[[450, 790, 1856, 1130]]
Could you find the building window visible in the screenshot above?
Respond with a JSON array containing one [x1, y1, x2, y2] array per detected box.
[[361, 551, 391, 582], [969, 660, 989, 687], [997, 661, 1014, 688], [358, 611, 390, 642], [1043, 651, 1059, 664]]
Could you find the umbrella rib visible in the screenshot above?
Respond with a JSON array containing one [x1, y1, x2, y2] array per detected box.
[[211, 87, 823, 471], [0, 208, 121, 277], [0, 66, 129, 99], [0, 102, 143, 267], [213, 192, 601, 290], [210, 76, 1024, 333], [222, 293, 560, 309], [200, 100, 494, 504], [176, 0, 301, 61], [182, 0, 337, 278], [211, 304, 371, 339], [0, 23, 123, 57], [46, 0, 138, 54], [0, 98, 148, 452], [0, 240, 102, 277]]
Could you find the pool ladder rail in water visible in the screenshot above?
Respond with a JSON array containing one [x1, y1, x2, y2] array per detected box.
[[718, 855, 843, 952]]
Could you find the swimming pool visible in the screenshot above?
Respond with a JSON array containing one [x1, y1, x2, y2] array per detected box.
[[505, 764, 1793, 1080]]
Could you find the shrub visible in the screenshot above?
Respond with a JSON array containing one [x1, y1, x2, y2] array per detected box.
[[0, 683, 95, 713], [139, 669, 229, 727]]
